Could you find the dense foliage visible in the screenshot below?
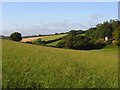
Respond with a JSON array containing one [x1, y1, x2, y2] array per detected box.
[[57, 35, 91, 49], [10, 32, 22, 41], [85, 20, 120, 44], [77, 20, 119, 45], [68, 30, 85, 36], [57, 34, 106, 50], [113, 27, 120, 46], [33, 38, 43, 45], [23, 19, 120, 48], [33, 37, 65, 46]]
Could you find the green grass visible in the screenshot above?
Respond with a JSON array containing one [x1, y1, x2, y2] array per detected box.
[[40, 34, 67, 41], [2, 39, 118, 88], [45, 33, 86, 47], [46, 40, 61, 46], [77, 34, 85, 36]]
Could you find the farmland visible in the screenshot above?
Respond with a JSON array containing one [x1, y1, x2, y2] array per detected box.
[[2, 39, 118, 88], [21, 34, 67, 42], [46, 40, 61, 47]]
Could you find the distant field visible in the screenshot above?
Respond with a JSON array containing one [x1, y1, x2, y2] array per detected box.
[[2, 40, 118, 88], [46, 34, 86, 47], [46, 40, 61, 46], [45, 34, 85, 46], [77, 34, 85, 36], [21, 34, 67, 42]]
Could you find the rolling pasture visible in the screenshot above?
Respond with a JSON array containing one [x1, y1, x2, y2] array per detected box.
[[46, 40, 61, 46], [2, 39, 118, 88], [21, 34, 67, 42]]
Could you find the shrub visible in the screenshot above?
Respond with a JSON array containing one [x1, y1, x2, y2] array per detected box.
[[116, 40, 120, 46], [68, 30, 77, 36], [10, 32, 22, 41], [57, 35, 92, 50], [106, 39, 113, 46], [113, 27, 120, 46], [96, 39, 105, 45], [56, 41, 65, 48], [56, 35, 106, 50], [33, 38, 42, 45]]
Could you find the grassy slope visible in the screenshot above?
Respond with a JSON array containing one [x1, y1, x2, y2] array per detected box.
[[77, 34, 85, 36], [41, 34, 67, 41], [2, 40, 118, 88], [41, 34, 66, 46], [46, 34, 85, 46], [21, 34, 67, 43], [46, 40, 61, 46]]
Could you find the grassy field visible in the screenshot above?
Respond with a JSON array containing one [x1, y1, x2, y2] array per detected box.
[[21, 34, 67, 42], [46, 34, 85, 47], [46, 40, 61, 46], [41, 34, 67, 41], [77, 34, 85, 36], [2, 39, 118, 88]]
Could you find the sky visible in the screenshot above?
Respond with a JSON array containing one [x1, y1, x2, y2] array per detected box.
[[2, 2, 118, 36]]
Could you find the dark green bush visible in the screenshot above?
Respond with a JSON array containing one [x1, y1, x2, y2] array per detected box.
[[56, 41, 65, 48], [116, 40, 120, 46], [106, 39, 113, 46], [10, 32, 22, 41], [56, 34, 106, 50], [33, 38, 42, 45], [56, 35, 92, 50]]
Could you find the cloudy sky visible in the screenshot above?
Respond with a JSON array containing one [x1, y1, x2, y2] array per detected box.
[[2, 2, 118, 36]]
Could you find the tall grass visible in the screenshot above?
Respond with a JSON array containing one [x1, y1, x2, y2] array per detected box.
[[2, 39, 118, 88]]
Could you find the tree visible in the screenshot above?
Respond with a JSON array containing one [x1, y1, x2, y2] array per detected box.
[[57, 35, 92, 50], [33, 38, 42, 45], [68, 30, 77, 36], [10, 32, 22, 41], [113, 27, 120, 46], [110, 19, 120, 31], [85, 20, 120, 42], [85, 28, 96, 38]]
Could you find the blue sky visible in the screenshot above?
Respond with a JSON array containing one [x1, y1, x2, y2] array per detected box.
[[2, 2, 118, 36]]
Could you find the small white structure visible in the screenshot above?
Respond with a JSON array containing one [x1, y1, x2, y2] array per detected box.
[[105, 37, 108, 41]]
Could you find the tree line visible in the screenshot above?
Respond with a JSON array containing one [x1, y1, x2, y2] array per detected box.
[[85, 19, 120, 45], [9, 19, 120, 50], [56, 19, 120, 50]]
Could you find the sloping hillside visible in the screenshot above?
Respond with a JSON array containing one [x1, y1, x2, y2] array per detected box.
[[2, 40, 118, 88], [21, 34, 67, 42]]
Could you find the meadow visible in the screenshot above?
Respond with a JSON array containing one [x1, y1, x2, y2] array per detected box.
[[46, 40, 61, 46], [21, 34, 67, 42], [2, 39, 118, 88]]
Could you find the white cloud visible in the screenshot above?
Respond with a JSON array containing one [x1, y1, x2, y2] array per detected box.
[[3, 20, 88, 36]]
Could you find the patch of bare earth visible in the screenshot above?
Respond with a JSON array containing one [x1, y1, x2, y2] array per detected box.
[[21, 36, 51, 42]]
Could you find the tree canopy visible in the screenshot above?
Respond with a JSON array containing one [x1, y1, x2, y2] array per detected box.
[[10, 32, 22, 41], [85, 20, 120, 41]]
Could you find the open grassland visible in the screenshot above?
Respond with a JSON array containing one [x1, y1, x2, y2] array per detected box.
[[77, 34, 85, 36], [2, 40, 118, 88], [46, 40, 61, 46], [21, 34, 67, 42], [46, 34, 86, 46]]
